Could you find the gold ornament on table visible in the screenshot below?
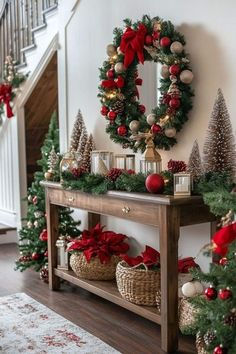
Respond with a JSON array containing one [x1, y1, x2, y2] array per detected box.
[[45, 145, 59, 181], [56, 235, 69, 270], [114, 154, 135, 171]]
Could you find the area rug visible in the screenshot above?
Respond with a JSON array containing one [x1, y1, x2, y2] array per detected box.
[[0, 293, 120, 353]]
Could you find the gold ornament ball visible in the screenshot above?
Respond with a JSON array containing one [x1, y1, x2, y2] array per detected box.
[[170, 41, 183, 54], [117, 46, 124, 55], [129, 120, 140, 132], [44, 170, 54, 181], [165, 127, 176, 138], [106, 44, 117, 57], [160, 65, 170, 79], [180, 70, 194, 84], [114, 62, 125, 74], [147, 113, 156, 126]]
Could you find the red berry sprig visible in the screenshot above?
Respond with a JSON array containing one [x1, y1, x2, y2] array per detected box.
[[167, 159, 187, 174]]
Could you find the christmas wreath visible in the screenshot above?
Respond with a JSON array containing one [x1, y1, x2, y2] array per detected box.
[[98, 15, 194, 151]]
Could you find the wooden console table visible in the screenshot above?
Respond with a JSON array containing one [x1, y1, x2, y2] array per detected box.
[[42, 181, 216, 353]]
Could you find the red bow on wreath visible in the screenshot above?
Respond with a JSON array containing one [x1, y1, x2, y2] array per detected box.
[[120, 23, 147, 68], [212, 222, 236, 257], [0, 83, 14, 118]]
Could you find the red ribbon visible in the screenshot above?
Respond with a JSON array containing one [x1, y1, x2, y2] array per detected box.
[[212, 223, 236, 256], [120, 24, 147, 68], [0, 83, 14, 118]]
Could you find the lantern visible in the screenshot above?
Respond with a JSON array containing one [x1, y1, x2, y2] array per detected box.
[[91, 151, 113, 174], [114, 154, 135, 171], [60, 150, 79, 179], [174, 173, 192, 196], [56, 236, 69, 270], [140, 131, 162, 174]]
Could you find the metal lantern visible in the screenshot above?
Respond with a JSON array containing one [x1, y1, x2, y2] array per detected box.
[[139, 130, 162, 174], [91, 151, 113, 174], [60, 150, 79, 177], [174, 173, 192, 196], [114, 154, 135, 170], [56, 236, 69, 270]]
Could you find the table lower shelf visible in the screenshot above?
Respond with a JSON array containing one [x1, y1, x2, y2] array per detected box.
[[54, 268, 161, 325]]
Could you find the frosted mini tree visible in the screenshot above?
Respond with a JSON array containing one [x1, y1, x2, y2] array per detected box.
[[70, 110, 84, 151], [187, 140, 203, 181], [77, 119, 88, 159], [81, 134, 95, 172], [203, 89, 236, 177]]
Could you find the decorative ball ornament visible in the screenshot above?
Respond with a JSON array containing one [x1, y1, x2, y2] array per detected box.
[[114, 62, 125, 74], [213, 345, 227, 354], [145, 174, 164, 194], [99, 15, 194, 152], [205, 286, 217, 300], [44, 250, 48, 258], [117, 125, 127, 136], [32, 196, 38, 205], [27, 221, 33, 229], [219, 257, 228, 266], [160, 36, 171, 47], [34, 220, 39, 228], [180, 70, 194, 84], [151, 124, 161, 135], [160, 65, 170, 79], [193, 281, 204, 295], [218, 288, 232, 300], [169, 64, 180, 76], [31, 252, 41, 261], [44, 170, 54, 181], [129, 120, 140, 132], [182, 282, 196, 297], [39, 229, 48, 242], [147, 113, 156, 126], [108, 111, 117, 120], [28, 195, 32, 203], [106, 44, 117, 57], [165, 127, 177, 138], [138, 104, 146, 113], [170, 41, 183, 54]]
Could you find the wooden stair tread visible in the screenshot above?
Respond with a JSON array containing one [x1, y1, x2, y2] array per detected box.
[[0, 224, 16, 235]]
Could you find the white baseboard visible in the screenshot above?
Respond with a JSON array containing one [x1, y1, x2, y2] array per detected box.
[[0, 230, 18, 244], [0, 210, 17, 228]]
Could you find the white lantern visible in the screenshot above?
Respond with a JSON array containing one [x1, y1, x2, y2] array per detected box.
[[114, 154, 135, 170], [56, 236, 69, 270], [91, 151, 113, 174]]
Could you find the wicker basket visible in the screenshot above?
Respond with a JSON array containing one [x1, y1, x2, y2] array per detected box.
[[196, 332, 209, 354], [70, 253, 120, 280], [116, 261, 160, 306]]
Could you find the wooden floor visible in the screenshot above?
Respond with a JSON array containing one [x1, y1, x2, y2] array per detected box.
[[0, 244, 196, 354]]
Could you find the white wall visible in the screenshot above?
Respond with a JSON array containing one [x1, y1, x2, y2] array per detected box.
[[58, 0, 236, 271]]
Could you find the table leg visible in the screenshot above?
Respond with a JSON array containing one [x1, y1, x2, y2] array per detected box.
[[88, 212, 101, 229], [159, 205, 180, 353], [46, 191, 60, 290]]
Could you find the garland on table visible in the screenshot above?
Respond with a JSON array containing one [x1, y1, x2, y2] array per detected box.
[[98, 15, 194, 152], [0, 56, 27, 119]]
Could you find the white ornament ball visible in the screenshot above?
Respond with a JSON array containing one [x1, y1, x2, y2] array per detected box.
[[170, 41, 184, 54], [114, 62, 125, 74], [182, 282, 197, 298], [180, 70, 194, 84], [160, 65, 170, 79], [129, 120, 140, 132], [193, 281, 204, 295], [117, 46, 124, 55], [34, 220, 39, 228], [165, 127, 177, 138], [27, 221, 33, 229], [106, 44, 117, 57], [147, 113, 156, 126]]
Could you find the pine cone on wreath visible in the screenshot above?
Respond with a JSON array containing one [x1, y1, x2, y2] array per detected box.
[[203, 331, 216, 347], [111, 100, 125, 114], [224, 309, 236, 326]]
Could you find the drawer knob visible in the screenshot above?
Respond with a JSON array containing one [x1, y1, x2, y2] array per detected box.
[[68, 197, 75, 202], [122, 206, 130, 214]]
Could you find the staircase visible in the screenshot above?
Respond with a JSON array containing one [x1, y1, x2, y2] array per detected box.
[[0, 223, 17, 243], [0, 0, 59, 230], [0, 0, 58, 78]]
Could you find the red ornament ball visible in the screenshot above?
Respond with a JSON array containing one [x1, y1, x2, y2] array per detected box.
[[219, 257, 228, 266], [108, 111, 117, 120], [219, 288, 232, 300], [151, 124, 161, 134], [145, 35, 153, 45], [101, 106, 109, 116], [31, 252, 41, 261], [205, 286, 217, 300], [169, 98, 181, 109], [117, 125, 127, 136], [106, 69, 114, 79], [213, 346, 227, 354], [44, 250, 48, 258], [169, 64, 181, 76], [160, 37, 171, 47], [39, 229, 48, 242], [115, 76, 125, 88], [153, 31, 160, 40], [138, 104, 146, 114], [145, 174, 164, 194], [32, 196, 38, 205]]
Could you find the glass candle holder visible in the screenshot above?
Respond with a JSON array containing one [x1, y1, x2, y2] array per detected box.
[[56, 236, 69, 270], [91, 151, 113, 174], [114, 154, 135, 171], [60, 150, 79, 175], [174, 173, 192, 196], [140, 159, 162, 174]]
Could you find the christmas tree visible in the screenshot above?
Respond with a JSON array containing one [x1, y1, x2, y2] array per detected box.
[[69, 110, 84, 151], [187, 140, 203, 181], [77, 115, 88, 159], [16, 112, 81, 273], [81, 134, 95, 172], [203, 89, 236, 177]]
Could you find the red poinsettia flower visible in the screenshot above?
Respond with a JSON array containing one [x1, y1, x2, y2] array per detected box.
[[178, 257, 198, 273], [122, 246, 160, 269], [122, 255, 144, 267]]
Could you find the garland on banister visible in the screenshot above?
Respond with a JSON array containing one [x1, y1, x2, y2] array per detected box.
[[98, 15, 194, 152]]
